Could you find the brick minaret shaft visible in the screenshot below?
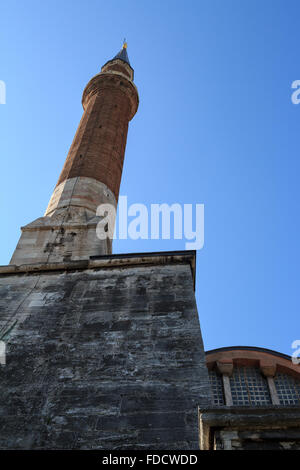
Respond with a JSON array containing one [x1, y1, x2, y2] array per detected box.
[[46, 43, 138, 215], [10, 44, 139, 265]]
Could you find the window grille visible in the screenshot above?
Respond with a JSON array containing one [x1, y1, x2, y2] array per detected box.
[[274, 373, 300, 405], [209, 370, 225, 405], [230, 367, 271, 406]]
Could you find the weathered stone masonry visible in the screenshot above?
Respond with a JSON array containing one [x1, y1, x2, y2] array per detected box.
[[0, 253, 211, 449]]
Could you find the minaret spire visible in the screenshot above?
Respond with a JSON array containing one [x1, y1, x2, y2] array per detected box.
[[111, 40, 131, 66]]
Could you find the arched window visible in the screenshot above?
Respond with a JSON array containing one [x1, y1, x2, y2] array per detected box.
[[206, 347, 300, 407]]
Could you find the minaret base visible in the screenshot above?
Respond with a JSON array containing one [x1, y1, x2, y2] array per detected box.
[[10, 177, 117, 265], [10, 206, 111, 265]]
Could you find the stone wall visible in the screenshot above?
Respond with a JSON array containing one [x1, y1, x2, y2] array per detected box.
[[0, 254, 210, 449]]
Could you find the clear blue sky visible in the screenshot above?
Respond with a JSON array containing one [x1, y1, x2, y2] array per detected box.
[[1, 0, 299, 355]]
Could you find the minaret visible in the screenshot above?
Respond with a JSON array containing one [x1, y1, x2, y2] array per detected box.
[[10, 43, 139, 265]]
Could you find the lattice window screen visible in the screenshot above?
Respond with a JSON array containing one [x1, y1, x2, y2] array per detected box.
[[230, 367, 272, 406], [274, 372, 300, 405], [208, 370, 225, 405]]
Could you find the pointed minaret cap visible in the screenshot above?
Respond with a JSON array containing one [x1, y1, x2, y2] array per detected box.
[[113, 40, 131, 66]]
